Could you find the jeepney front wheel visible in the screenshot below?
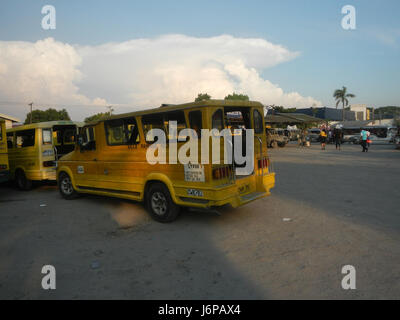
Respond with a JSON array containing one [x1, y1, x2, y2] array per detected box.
[[58, 172, 79, 199], [15, 169, 32, 191], [146, 182, 180, 223]]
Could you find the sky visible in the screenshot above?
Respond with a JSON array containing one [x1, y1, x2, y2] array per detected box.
[[0, 0, 399, 121]]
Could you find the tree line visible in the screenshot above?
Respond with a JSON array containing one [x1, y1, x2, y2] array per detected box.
[[21, 89, 400, 124]]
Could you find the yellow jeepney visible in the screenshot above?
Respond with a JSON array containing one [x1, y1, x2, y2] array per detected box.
[[7, 121, 82, 190], [0, 120, 9, 183], [57, 100, 275, 222]]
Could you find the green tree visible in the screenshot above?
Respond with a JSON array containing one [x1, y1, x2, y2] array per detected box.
[[84, 112, 112, 123], [224, 92, 249, 101], [273, 106, 297, 113], [24, 108, 71, 124], [333, 86, 356, 121], [195, 93, 211, 102]]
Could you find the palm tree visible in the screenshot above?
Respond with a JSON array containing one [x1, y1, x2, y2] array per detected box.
[[333, 86, 356, 121]]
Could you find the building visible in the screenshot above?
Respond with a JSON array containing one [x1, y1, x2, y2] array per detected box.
[[350, 104, 369, 121], [296, 107, 356, 121], [0, 113, 21, 129]]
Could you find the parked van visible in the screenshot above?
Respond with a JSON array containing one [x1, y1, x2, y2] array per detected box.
[[0, 120, 9, 183], [7, 121, 82, 190], [57, 100, 275, 222]]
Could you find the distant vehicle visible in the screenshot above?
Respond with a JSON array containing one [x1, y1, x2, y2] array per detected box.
[[342, 126, 397, 144], [365, 126, 397, 144], [266, 128, 288, 147], [342, 127, 361, 144], [307, 128, 321, 142], [0, 120, 9, 183]]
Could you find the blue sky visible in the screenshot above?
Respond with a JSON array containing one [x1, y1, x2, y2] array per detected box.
[[0, 0, 399, 120]]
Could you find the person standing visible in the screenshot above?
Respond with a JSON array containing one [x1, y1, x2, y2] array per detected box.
[[334, 128, 342, 150], [360, 129, 368, 152], [366, 130, 371, 148], [320, 129, 327, 150]]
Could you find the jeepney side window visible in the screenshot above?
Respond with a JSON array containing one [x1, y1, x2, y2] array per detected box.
[[253, 109, 263, 134], [0, 125, 2, 141], [7, 132, 14, 149], [141, 113, 165, 143], [125, 117, 140, 145], [189, 110, 202, 138], [105, 117, 139, 145], [16, 129, 35, 148], [105, 119, 125, 145], [64, 129, 76, 144], [164, 111, 187, 141], [81, 126, 96, 151], [212, 109, 224, 131], [42, 128, 52, 145]]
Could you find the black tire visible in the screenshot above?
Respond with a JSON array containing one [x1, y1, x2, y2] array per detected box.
[[15, 170, 32, 191], [58, 172, 79, 199], [146, 182, 180, 223]]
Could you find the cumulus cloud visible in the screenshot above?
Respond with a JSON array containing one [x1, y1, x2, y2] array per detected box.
[[0, 38, 106, 107], [0, 35, 321, 120]]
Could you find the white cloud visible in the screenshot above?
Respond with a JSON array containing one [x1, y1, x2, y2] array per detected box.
[[0, 35, 321, 120]]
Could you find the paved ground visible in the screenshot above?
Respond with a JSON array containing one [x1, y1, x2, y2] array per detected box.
[[1, 142, 400, 299]]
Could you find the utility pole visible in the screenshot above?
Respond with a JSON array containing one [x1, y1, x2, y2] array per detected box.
[[28, 102, 33, 124]]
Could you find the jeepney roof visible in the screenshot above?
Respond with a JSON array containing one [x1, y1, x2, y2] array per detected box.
[[6, 121, 83, 132], [86, 100, 264, 126]]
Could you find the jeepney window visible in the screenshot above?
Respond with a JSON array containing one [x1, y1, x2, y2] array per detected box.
[[253, 109, 263, 134], [125, 117, 140, 145], [212, 109, 224, 131], [105, 117, 139, 145], [16, 129, 35, 148], [64, 129, 75, 144], [142, 113, 165, 143], [7, 132, 13, 149], [42, 128, 52, 145], [80, 126, 96, 151], [189, 110, 202, 138], [164, 111, 187, 140], [0, 125, 2, 141], [105, 119, 124, 145]]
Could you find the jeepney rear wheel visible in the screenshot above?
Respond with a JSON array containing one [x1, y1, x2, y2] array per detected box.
[[15, 169, 32, 191], [146, 182, 180, 223], [58, 172, 79, 199]]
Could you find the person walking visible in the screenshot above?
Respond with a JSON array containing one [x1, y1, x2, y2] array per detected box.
[[334, 128, 342, 150], [320, 129, 327, 150], [360, 129, 368, 152]]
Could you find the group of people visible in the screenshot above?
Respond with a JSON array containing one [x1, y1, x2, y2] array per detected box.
[[319, 127, 343, 150], [318, 126, 371, 152]]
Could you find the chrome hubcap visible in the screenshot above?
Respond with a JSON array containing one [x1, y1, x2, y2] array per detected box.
[[151, 192, 167, 216], [61, 176, 73, 195]]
